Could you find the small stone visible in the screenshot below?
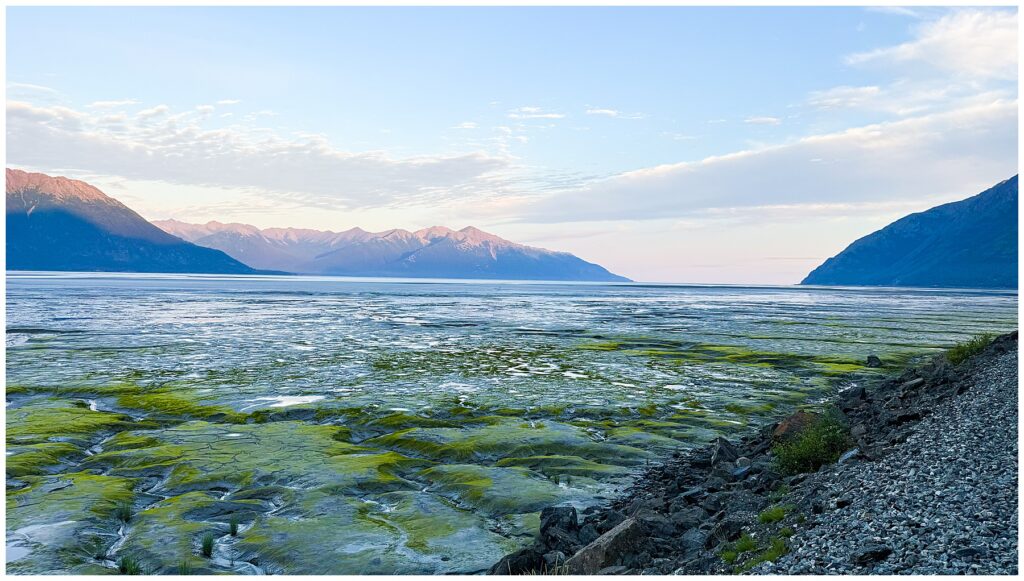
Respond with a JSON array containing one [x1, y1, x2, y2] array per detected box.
[[866, 355, 883, 368], [837, 448, 860, 464], [852, 544, 892, 565], [735, 456, 752, 468]]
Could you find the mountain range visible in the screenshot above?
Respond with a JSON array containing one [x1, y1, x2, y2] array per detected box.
[[6, 169, 257, 274], [5, 169, 628, 281], [802, 176, 1018, 289], [154, 220, 629, 281]]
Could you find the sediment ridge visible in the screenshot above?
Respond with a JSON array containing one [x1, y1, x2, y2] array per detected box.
[[490, 332, 1019, 575]]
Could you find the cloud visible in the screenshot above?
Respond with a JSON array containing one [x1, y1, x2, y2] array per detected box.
[[136, 104, 170, 119], [520, 100, 1018, 223], [88, 99, 139, 109], [744, 116, 782, 125], [8, 82, 60, 97], [585, 107, 646, 120], [847, 9, 1017, 80], [217, 99, 241, 105], [807, 86, 882, 109], [508, 106, 564, 119], [7, 100, 513, 210], [453, 121, 478, 129]]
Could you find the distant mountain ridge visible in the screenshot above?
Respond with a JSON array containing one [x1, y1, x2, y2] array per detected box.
[[6, 169, 257, 274], [156, 219, 630, 281], [802, 176, 1018, 289]]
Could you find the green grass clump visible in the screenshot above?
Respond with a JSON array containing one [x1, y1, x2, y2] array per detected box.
[[720, 532, 758, 564], [178, 560, 194, 575], [946, 333, 994, 365], [734, 533, 759, 553], [118, 554, 143, 575], [113, 500, 133, 523], [772, 410, 852, 475], [738, 537, 789, 572], [768, 484, 790, 502], [229, 515, 240, 536], [200, 532, 215, 558], [779, 527, 795, 538], [758, 504, 791, 524]]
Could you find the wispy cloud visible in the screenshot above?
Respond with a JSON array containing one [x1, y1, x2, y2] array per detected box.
[[88, 99, 139, 109], [453, 121, 478, 129], [848, 9, 1017, 80], [744, 116, 782, 126], [136, 104, 169, 119], [7, 100, 514, 210], [807, 86, 882, 110], [217, 99, 241, 105], [585, 107, 646, 120], [508, 106, 565, 119], [519, 100, 1017, 223]]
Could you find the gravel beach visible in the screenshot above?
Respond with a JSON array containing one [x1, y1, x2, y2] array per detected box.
[[756, 343, 1018, 574]]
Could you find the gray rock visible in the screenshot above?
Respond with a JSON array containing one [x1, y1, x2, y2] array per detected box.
[[710, 437, 740, 465], [564, 517, 645, 575], [852, 544, 892, 565], [837, 448, 860, 464]]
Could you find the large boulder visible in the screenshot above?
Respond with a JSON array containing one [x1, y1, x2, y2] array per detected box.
[[564, 517, 645, 574]]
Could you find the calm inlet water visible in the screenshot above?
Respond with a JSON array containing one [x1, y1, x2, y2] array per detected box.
[[6, 273, 1018, 574]]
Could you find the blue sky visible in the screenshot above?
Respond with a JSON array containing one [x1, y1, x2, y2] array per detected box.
[[6, 6, 1018, 283]]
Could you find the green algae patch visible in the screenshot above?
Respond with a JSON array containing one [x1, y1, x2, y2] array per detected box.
[[604, 426, 686, 451], [6, 472, 137, 574], [7, 398, 134, 446], [8, 472, 137, 529], [118, 491, 261, 573], [367, 417, 651, 466], [6, 442, 81, 477], [494, 455, 629, 479], [378, 490, 522, 572], [419, 464, 567, 516], [117, 388, 246, 423], [234, 491, 408, 574], [86, 421, 414, 495]]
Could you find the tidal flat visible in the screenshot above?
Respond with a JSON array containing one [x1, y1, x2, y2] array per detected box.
[[5, 273, 1018, 574]]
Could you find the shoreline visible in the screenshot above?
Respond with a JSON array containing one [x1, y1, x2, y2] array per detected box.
[[490, 332, 1019, 575]]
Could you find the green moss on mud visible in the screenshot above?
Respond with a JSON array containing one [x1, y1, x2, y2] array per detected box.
[[420, 464, 567, 516]]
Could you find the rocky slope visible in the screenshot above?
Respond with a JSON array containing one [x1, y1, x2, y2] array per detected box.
[[802, 176, 1018, 289], [490, 332, 1018, 575], [155, 219, 630, 281], [6, 169, 256, 274]]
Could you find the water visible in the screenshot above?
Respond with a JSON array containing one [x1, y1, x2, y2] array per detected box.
[[5, 272, 1017, 574]]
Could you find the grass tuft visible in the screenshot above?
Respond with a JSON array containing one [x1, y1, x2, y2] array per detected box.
[[772, 409, 852, 475], [112, 500, 133, 523], [739, 537, 789, 572], [118, 554, 143, 575], [946, 333, 994, 366], [229, 515, 240, 536], [178, 560, 194, 575], [758, 504, 791, 524], [201, 532, 215, 558]]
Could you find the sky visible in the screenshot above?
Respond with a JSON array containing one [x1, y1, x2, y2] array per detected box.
[[6, 6, 1019, 283]]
